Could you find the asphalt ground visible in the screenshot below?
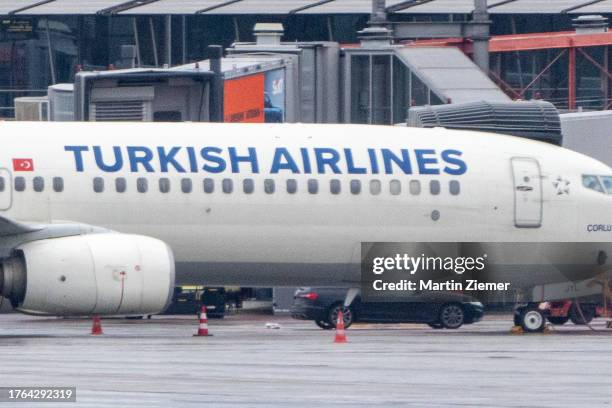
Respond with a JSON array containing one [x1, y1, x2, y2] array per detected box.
[[1, 313, 612, 407]]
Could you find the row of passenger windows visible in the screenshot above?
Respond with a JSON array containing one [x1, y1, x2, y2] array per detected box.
[[3, 176, 461, 196]]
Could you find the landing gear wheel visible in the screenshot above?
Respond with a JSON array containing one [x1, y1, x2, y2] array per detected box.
[[547, 316, 569, 325], [569, 303, 595, 325], [315, 320, 334, 330], [439, 303, 465, 329], [328, 304, 353, 329], [518, 307, 546, 333], [428, 323, 444, 329]]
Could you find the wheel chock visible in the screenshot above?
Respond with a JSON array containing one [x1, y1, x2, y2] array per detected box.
[[510, 325, 524, 334], [606, 321, 612, 329], [543, 324, 554, 334]]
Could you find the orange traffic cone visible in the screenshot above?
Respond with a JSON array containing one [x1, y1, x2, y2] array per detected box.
[[194, 306, 211, 337], [334, 310, 347, 343], [91, 315, 103, 335]]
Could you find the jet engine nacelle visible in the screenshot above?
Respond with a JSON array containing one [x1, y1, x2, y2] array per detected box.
[[0, 234, 175, 316]]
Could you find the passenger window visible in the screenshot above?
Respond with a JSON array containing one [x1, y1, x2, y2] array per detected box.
[[264, 179, 275, 194], [115, 178, 126, 193], [582, 175, 604, 193], [159, 178, 170, 193], [203, 178, 214, 194], [390, 179, 401, 195], [222, 178, 233, 194], [243, 179, 254, 194], [430, 180, 440, 195], [137, 177, 148, 193], [369, 179, 381, 195], [93, 177, 104, 193], [0, 176, 5, 192], [308, 179, 318, 194], [181, 178, 192, 193], [287, 179, 297, 194], [53, 177, 64, 192], [33, 176, 44, 192], [330, 179, 341, 194], [350, 180, 361, 195], [409, 180, 421, 195], [449, 180, 460, 195], [14, 177, 25, 192]]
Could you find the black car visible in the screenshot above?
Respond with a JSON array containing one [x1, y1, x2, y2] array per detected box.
[[291, 287, 484, 329]]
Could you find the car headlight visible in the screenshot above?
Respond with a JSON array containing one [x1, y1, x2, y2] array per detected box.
[[469, 301, 484, 308]]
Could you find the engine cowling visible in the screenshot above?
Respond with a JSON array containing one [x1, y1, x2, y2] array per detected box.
[[0, 233, 175, 316]]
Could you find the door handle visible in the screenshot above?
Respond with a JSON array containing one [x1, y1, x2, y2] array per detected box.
[[516, 185, 533, 192]]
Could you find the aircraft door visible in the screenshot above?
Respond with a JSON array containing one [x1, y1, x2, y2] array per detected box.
[[0, 168, 11, 210], [511, 157, 542, 228]]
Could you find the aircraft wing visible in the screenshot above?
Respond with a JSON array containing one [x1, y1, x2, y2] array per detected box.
[[0, 214, 43, 236]]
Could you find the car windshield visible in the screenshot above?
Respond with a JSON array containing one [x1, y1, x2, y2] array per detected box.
[[583, 175, 612, 194]]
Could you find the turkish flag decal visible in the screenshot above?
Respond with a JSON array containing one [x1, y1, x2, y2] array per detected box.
[[13, 158, 34, 172]]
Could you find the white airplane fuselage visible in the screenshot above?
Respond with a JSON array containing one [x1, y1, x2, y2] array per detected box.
[[1, 121, 611, 289]]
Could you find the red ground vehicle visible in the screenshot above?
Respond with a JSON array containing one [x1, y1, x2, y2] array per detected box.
[[543, 301, 610, 325]]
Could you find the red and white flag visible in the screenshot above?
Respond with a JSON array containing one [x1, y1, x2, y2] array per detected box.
[[13, 158, 34, 172]]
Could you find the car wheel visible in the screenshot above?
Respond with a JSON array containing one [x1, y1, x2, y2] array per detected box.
[[328, 304, 353, 329], [547, 316, 569, 325], [518, 307, 545, 333], [428, 323, 443, 329], [439, 303, 465, 329], [569, 303, 595, 325], [315, 320, 334, 330]]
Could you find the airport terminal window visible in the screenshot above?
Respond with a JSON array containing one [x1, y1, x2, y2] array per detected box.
[[222, 179, 233, 194], [409, 180, 421, 195], [93, 177, 104, 193], [330, 179, 341, 194], [137, 178, 148, 193], [370, 179, 381, 195], [159, 178, 170, 193], [14, 177, 25, 192], [181, 178, 192, 194], [308, 179, 318, 194], [582, 175, 604, 193], [287, 179, 297, 194], [350, 180, 361, 195], [0, 176, 5, 192], [243, 179, 254, 194], [115, 178, 126, 193], [53, 177, 64, 193], [390, 179, 401, 195], [264, 179, 275, 194], [33, 177, 44, 192], [203, 178, 214, 194], [430, 180, 440, 195], [449, 180, 460, 195]]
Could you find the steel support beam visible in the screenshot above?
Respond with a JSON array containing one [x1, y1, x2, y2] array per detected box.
[[569, 47, 576, 110]]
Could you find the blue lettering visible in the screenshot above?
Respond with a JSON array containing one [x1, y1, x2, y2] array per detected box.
[[157, 146, 186, 173], [65, 145, 89, 172], [314, 148, 341, 174], [228, 147, 259, 173], [270, 148, 300, 174], [127, 146, 155, 172], [382, 149, 412, 175], [415, 149, 439, 175], [300, 148, 312, 174], [93, 146, 123, 172], [201, 147, 226, 173], [368, 148, 379, 174], [186, 147, 198, 173], [442, 149, 467, 175], [344, 148, 367, 174]]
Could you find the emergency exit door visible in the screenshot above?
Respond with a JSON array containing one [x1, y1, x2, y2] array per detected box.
[[511, 157, 542, 228], [0, 169, 11, 210]]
